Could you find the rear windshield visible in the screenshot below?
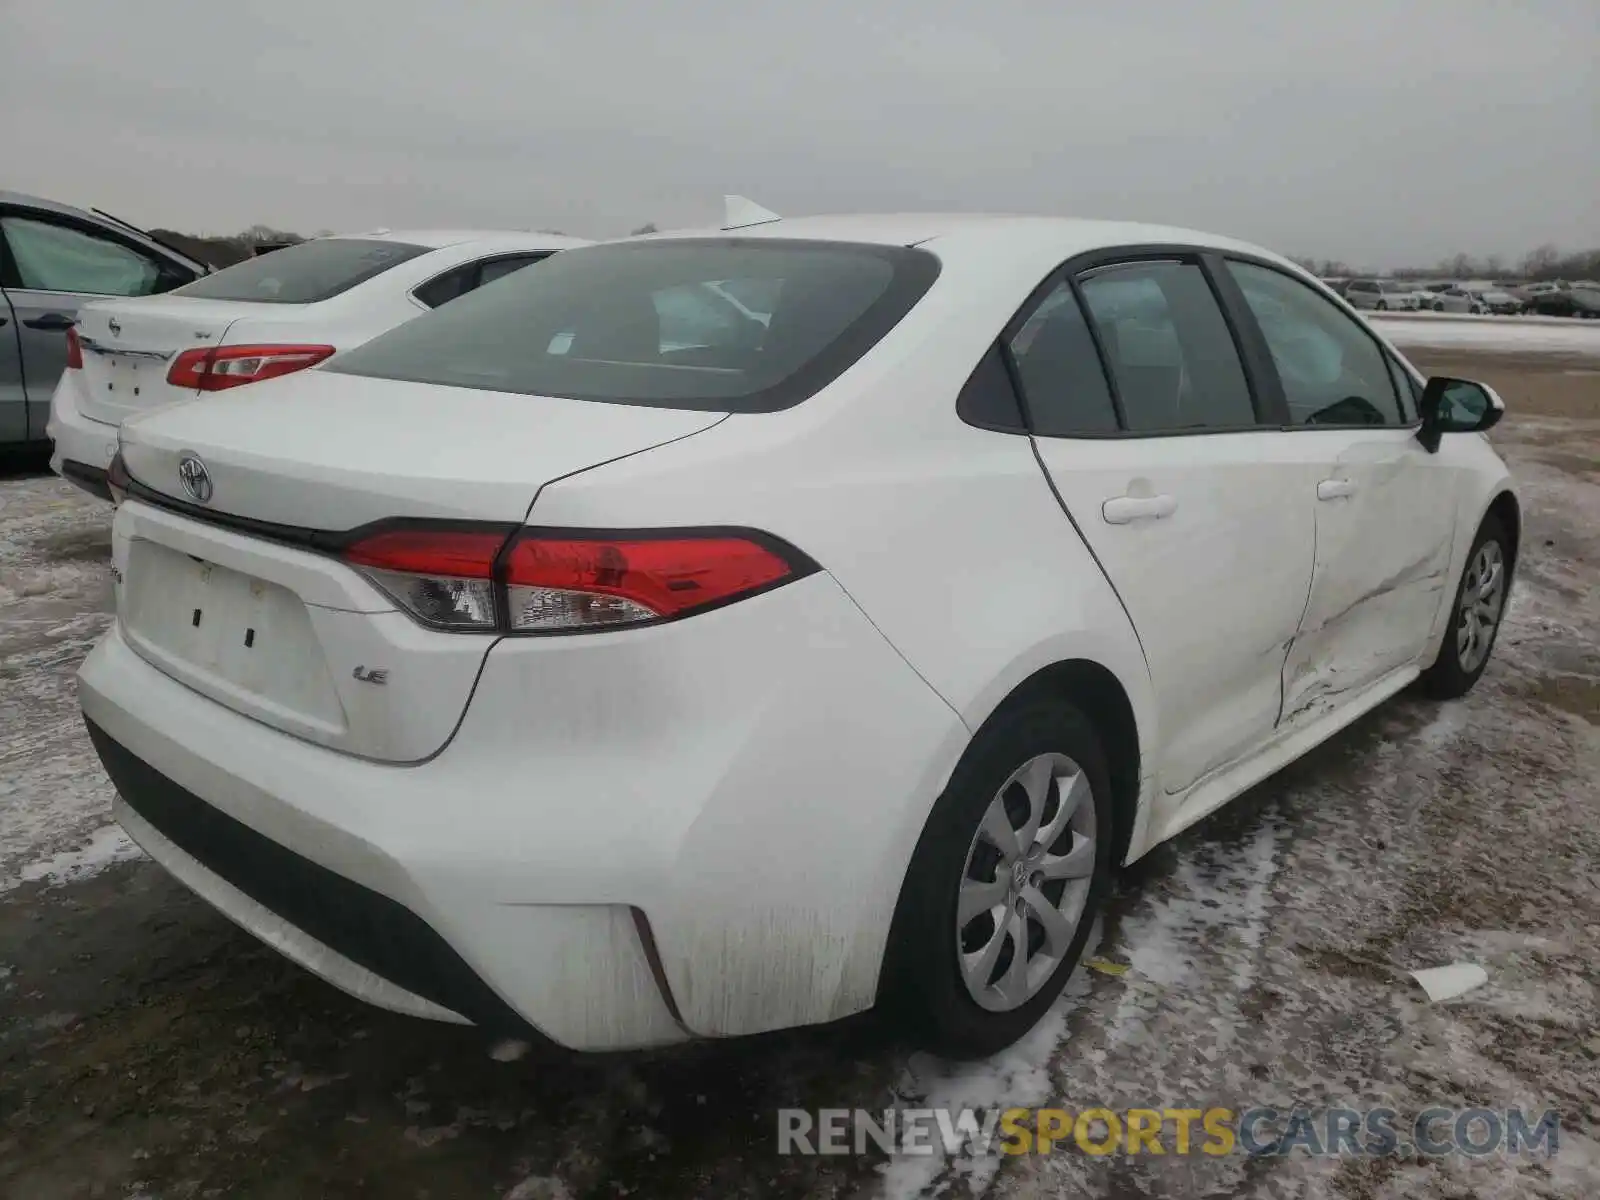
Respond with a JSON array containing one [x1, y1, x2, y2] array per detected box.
[[324, 238, 940, 412], [172, 238, 430, 304]]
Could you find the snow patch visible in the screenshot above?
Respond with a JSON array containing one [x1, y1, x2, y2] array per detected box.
[[1371, 314, 1600, 356], [0, 823, 143, 894], [879, 956, 1094, 1199]]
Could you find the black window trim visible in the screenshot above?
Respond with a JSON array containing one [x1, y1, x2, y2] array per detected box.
[[976, 242, 1283, 440], [1218, 253, 1422, 432], [408, 250, 557, 311], [0, 204, 199, 296]]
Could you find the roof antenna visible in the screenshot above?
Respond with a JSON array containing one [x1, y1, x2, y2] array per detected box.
[[722, 195, 781, 230]]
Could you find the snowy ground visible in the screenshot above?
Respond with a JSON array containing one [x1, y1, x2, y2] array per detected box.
[[1368, 313, 1600, 356], [1, 337, 1596, 1199]]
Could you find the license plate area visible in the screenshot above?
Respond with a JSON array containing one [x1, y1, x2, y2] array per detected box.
[[121, 538, 346, 733]]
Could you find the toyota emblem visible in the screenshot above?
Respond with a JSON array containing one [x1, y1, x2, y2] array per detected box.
[[107, 318, 122, 337], [177, 453, 213, 504]]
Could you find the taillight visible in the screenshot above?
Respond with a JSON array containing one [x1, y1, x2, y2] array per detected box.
[[342, 526, 511, 632], [65, 326, 84, 369], [167, 344, 336, 391], [502, 531, 800, 631], [340, 524, 815, 634]]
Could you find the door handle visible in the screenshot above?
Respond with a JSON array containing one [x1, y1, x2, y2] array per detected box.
[[1102, 494, 1177, 525], [1317, 478, 1357, 501], [23, 312, 75, 332]]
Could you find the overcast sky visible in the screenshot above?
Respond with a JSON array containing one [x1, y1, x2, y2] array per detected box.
[[2, 1, 1594, 267]]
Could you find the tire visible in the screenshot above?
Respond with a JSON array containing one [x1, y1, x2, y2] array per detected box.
[[881, 697, 1114, 1059], [1433, 302, 1444, 312], [1376, 300, 1388, 311], [1419, 515, 1511, 700]]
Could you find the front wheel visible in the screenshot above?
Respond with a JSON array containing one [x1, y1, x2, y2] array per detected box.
[[1376, 300, 1389, 311], [882, 699, 1113, 1059], [1433, 302, 1444, 312], [1420, 517, 1510, 699]]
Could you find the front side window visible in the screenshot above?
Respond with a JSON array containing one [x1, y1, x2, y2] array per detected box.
[[0, 215, 164, 296], [174, 237, 429, 304], [1386, 355, 1421, 423], [328, 239, 938, 413], [1226, 260, 1404, 427], [1077, 261, 1256, 432]]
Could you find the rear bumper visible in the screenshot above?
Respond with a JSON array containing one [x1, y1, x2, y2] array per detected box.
[[79, 570, 968, 1050], [92, 722, 524, 1034], [47, 372, 119, 495], [59, 460, 112, 502]]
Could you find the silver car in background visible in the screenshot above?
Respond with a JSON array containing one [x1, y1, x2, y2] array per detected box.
[[1, 191, 206, 452], [1343, 279, 1421, 311], [1428, 286, 1488, 314]]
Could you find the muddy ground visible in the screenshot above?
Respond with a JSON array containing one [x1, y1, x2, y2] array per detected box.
[[1, 343, 1596, 1199]]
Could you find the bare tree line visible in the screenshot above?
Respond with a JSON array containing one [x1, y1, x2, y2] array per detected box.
[[1291, 244, 1600, 282]]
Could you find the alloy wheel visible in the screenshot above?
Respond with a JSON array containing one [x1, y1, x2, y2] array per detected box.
[[956, 753, 1097, 1012], [1457, 540, 1505, 674]]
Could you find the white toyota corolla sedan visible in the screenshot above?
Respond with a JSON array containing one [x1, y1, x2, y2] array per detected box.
[[78, 213, 1518, 1058], [48, 228, 589, 500]]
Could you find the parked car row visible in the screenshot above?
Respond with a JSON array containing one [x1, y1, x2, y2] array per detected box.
[[57, 195, 1520, 1059], [1522, 286, 1600, 319], [1338, 278, 1527, 315], [1329, 274, 1600, 318]]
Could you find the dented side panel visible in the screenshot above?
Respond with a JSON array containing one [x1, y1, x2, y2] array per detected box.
[[1284, 431, 1461, 724]]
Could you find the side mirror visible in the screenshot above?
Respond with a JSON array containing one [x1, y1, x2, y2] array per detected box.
[[1418, 377, 1505, 453]]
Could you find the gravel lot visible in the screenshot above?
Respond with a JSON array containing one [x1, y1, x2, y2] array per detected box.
[[2, 335, 1597, 1199]]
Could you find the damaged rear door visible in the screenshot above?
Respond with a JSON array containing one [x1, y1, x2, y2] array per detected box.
[[1017, 256, 1318, 798], [1221, 260, 1460, 721]]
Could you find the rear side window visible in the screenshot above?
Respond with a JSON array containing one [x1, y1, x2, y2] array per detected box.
[[326, 239, 940, 412], [478, 254, 548, 286], [1004, 282, 1118, 434], [413, 264, 476, 309], [1077, 261, 1256, 432], [173, 238, 429, 304]]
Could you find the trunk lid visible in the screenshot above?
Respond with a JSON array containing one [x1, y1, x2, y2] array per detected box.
[[75, 295, 256, 425], [112, 371, 725, 760], [118, 369, 725, 528]]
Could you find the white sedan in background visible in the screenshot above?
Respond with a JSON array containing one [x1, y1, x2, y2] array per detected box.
[[1427, 286, 1488, 314], [79, 213, 1518, 1058], [48, 229, 588, 499]]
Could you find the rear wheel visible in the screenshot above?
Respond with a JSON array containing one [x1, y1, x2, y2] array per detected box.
[[1420, 516, 1510, 699], [882, 699, 1113, 1058], [1433, 301, 1444, 312], [1376, 300, 1389, 311]]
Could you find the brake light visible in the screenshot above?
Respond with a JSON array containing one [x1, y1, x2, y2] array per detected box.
[[502, 532, 799, 630], [340, 525, 815, 634], [167, 344, 336, 391], [65, 327, 83, 369]]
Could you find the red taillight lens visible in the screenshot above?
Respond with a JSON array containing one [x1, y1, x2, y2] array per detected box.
[[339, 525, 813, 634], [502, 532, 800, 631], [167, 344, 336, 391], [65, 326, 84, 369]]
